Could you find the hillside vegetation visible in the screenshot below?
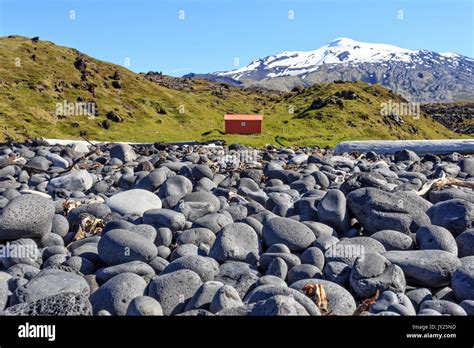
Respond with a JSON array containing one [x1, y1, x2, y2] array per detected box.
[[0, 36, 464, 147]]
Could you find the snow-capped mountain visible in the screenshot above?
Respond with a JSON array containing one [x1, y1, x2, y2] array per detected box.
[[187, 38, 474, 102]]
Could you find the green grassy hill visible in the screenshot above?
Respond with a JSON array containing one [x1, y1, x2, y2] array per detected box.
[[0, 36, 464, 147]]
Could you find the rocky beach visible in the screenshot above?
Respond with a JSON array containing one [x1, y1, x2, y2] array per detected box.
[[0, 140, 472, 316]]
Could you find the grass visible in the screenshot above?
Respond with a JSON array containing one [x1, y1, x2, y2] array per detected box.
[[0, 35, 465, 147]]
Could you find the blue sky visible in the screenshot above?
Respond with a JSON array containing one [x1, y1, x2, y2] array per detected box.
[[0, 0, 472, 76]]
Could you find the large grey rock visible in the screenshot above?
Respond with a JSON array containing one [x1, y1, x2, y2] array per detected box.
[[147, 269, 203, 315], [325, 237, 385, 265], [192, 213, 233, 233], [452, 262, 474, 301], [244, 284, 321, 316], [406, 288, 432, 312], [180, 191, 221, 211], [106, 189, 162, 216], [384, 250, 461, 287], [300, 247, 325, 270], [126, 296, 163, 316], [0, 195, 55, 240], [323, 261, 351, 287], [90, 272, 147, 315], [14, 269, 89, 304], [416, 225, 458, 255], [347, 187, 431, 234], [349, 253, 406, 298], [158, 175, 193, 198], [371, 230, 415, 251], [249, 295, 310, 316], [185, 281, 224, 311], [456, 229, 474, 257], [135, 170, 167, 192], [143, 209, 186, 231], [266, 257, 288, 279], [47, 170, 93, 193], [95, 261, 155, 283], [98, 229, 158, 265], [262, 217, 316, 251], [287, 264, 322, 285], [419, 300, 467, 316], [317, 189, 351, 233], [369, 290, 416, 315], [176, 228, 216, 247], [160, 255, 219, 282], [109, 143, 137, 163], [215, 261, 260, 299], [209, 284, 243, 313], [209, 223, 259, 264], [427, 199, 474, 236]]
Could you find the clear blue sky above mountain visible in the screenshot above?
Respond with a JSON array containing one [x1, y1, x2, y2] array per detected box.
[[1, 0, 472, 76]]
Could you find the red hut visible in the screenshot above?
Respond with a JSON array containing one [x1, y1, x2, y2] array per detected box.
[[224, 114, 263, 134]]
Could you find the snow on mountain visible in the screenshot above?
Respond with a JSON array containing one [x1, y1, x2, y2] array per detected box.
[[214, 38, 469, 80]]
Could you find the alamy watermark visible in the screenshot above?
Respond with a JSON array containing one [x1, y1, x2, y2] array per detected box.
[[55, 100, 96, 119], [220, 148, 259, 167], [326, 244, 365, 259], [0, 242, 40, 259], [380, 100, 420, 120]]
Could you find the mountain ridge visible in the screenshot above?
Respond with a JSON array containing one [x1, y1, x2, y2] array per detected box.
[[187, 38, 474, 102]]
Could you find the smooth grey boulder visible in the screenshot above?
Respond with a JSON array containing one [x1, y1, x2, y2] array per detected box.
[[210, 223, 259, 265], [90, 272, 147, 315], [106, 189, 162, 216], [98, 229, 158, 265], [416, 225, 458, 255], [176, 228, 216, 247], [427, 199, 474, 236], [160, 255, 219, 282], [371, 230, 414, 251], [287, 264, 322, 285], [456, 229, 474, 257], [347, 187, 431, 234], [266, 257, 288, 279], [47, 170, 93, 193], [323, 261, 351, 287], [384, 250, 461, 287], [14, 269, 89, 304], [262, 217, 316, 251], [185, 281, 224, 311], [419, 300, 467, 316], [406, 288, 432, 312], [452, 262, 474, 301], [192, 213, 233, 233], [349, 253, 406, 299], [300, 247, 325, 270], [109, 143, 137, 163], [126, 295, 163, 316], [143, 209, 186, 231], [209, 284, 243, 313], [95, 261, 155, 283], [369, 290, 416, 316], [158, 175, 193, 198], [215, 261, 260, 299], [317, 189, 351, 233]]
